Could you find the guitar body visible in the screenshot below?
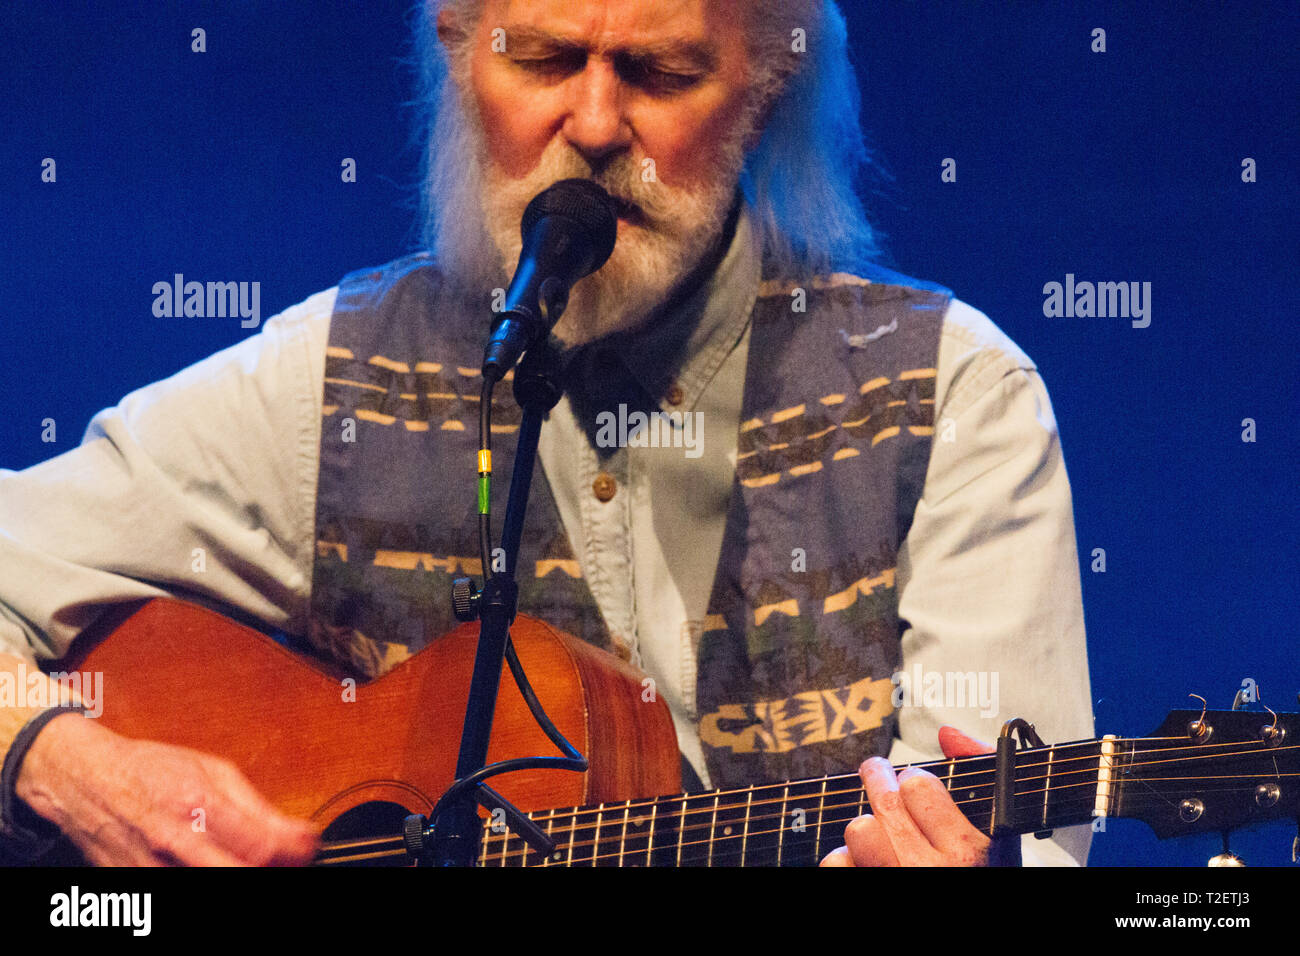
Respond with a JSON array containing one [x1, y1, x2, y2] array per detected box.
[[50, 599, 680, 859]]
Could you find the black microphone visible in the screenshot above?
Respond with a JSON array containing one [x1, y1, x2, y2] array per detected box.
[[481, 178, 618, 382]]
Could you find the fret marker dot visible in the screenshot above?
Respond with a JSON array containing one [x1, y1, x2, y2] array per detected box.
[[552, 851, 562, 860], [723, 826, 732, 836], [968, 791, 975, 799]]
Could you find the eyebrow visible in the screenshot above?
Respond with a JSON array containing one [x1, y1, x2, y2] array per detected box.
[[503, 26, 720, 72]]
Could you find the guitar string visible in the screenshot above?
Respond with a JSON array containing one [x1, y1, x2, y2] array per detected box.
[[314, 772, 1291, 865], [313, 738, 1298, 862], [506, 737, 1300, 829], [316, 772, 1292, 867], [481, 774, 1300, 865], [320, 770, 1289, 866], [482, 740, 1300, 863], [489, 778, 1300, 867], [478, 739, 1300, 832], [316, 748, 1299, 863], [312, 780, 1245, 867], [315, 734, 1294, 855]]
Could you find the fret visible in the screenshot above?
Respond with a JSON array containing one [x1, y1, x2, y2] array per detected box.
[[945, 758, 955, 794], [812, 777, 828, 862], [706, 791, 720, 866], [675, 794, 688, 867], [645, 800, 657, 867], [565, 805, 578, 866], [776, 783, 790, 867], [617, 801, 630, 867], [620, 798, 653, 867], [479, 817, 490, 867], [779, 778, 824, 866], [567, 802, 598, 867], [739, 787, 753, 866], [741, 783, 782, 867], [591, 804, 610, 867], [818, 774, 861, 857], [507, 821, 531, 867], [498, 819, 511, 867], [1041, 746, 1055, 830], [952, 754, 997, 834], [539, 812, 556, 867], [708, 786, 750, 867], [648, 794, 684, 868], [678, 791, 716, 866]]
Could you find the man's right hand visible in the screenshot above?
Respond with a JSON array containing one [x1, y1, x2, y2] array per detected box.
[[14, 712, 319, 866]]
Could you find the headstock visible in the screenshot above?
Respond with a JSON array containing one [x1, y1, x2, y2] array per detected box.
[[1114, 706, 1299, 843]]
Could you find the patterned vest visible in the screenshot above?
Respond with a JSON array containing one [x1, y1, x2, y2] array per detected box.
[[308, 252, 950, 789]]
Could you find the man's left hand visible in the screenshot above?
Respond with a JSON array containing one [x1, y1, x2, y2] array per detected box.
[[820, 726, 997, 867]]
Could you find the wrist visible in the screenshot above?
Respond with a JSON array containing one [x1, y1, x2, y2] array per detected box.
[[10, 709, 105, 835]]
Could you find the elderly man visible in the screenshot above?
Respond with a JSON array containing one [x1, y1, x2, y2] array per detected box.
[[0, 0, 1092, 866]]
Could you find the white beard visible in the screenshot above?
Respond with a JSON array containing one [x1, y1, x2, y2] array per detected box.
[[429, 83, 750, 348]]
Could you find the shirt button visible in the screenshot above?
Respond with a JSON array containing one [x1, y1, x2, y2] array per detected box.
[[592, 472, 617, 502], [665, 382, 685, 406]]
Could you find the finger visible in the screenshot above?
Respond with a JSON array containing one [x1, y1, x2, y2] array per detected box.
[[859, 757, 934, 863], [150, 827, 251, 867], [938, 725, 994, 758], [896, 766, 988, 864], [197, 763, 319, 864], [841, 813, 900, 867], [819, 845, 855, 867], [206, 801, 318, 865], [264, 824, 322, 867]]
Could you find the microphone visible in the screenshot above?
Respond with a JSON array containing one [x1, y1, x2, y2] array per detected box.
[[481, 179, 618, 382]]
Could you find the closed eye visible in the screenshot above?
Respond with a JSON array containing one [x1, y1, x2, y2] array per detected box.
[[615, 54, 704, 94], [511, 49, 587, 79]]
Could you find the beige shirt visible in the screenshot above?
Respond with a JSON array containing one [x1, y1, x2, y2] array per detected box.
[[0, 212, 1094, 865]]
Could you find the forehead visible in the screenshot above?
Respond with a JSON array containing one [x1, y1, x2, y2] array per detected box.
[[484, 0, 740, 49]]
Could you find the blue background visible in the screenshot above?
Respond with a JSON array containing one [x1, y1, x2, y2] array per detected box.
[[2, 1, 1297, 865]]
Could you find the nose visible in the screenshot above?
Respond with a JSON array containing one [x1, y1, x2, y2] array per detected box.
[[561, 57, 633, 165]]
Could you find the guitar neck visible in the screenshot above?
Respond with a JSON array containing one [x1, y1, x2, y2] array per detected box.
[[476, 738, 1111, 867]]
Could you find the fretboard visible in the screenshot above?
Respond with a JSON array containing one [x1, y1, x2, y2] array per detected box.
[[476, 739, 1110, 866]]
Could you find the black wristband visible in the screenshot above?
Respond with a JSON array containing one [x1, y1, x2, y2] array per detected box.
[[0, 705, 86, 861]]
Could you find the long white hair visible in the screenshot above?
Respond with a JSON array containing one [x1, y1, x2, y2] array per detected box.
[[405, 0, 885, 285]]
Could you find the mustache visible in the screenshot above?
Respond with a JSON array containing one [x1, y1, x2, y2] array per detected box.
[[515, 147, 679, 227]]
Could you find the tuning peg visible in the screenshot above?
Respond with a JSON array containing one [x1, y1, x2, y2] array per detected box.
[[1232, 678, 1259, 710]]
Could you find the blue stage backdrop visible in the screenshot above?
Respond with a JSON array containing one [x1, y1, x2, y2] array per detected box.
[[2, 2, 1296, 866]]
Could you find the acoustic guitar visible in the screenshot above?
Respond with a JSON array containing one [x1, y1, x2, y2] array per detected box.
[[37, 599, 1300, 866]]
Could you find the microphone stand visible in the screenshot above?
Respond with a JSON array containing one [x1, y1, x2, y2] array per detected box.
[[405, 336, 586, 867]]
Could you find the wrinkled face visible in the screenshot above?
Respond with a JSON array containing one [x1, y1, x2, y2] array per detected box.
[[443, 0, 760, 345]]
